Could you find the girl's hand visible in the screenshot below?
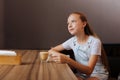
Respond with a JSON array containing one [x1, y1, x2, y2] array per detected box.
[[48, 50, 67, 63]]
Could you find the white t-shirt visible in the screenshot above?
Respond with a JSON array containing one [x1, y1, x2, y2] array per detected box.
[[62, 36, 108, 80]]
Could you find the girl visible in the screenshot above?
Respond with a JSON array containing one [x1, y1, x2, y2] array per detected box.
[[48, 12, 109, 80]]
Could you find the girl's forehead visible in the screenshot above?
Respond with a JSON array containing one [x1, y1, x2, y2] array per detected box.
[[68, 14, 80, 21]]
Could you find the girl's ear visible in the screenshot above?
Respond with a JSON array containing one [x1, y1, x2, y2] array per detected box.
[[83, 21, 87, 28]]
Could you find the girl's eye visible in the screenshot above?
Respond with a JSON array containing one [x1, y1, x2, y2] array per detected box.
[[71, 20, 76, 23], [67, 20, 76, 25]]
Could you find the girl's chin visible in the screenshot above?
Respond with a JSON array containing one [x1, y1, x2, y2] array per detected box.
[[69, 31, 76, 35], [69, 32, 75, 35]]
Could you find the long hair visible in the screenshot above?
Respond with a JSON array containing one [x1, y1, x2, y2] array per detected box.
[[70, 12, 109, 72]]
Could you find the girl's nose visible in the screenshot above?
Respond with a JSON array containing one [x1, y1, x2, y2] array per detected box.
[[68, 23, 72, 28]]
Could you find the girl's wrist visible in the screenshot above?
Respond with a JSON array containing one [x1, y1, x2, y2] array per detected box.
[[63, 55, 70, 63]]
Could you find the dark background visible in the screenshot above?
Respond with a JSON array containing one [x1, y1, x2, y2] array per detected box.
[[0, 0, 120, 49]]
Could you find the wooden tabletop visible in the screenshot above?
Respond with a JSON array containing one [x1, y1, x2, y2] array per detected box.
[[0, 50, 78, 80]]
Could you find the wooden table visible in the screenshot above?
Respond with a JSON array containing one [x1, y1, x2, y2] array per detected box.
[[0, 50, 78, 80]]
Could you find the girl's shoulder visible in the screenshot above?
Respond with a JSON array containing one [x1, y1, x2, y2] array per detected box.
[[88, 36, 101, 44]]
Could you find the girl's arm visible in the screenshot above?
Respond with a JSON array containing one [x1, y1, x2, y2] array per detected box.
[[65, 55, 99, 75], [49, 44, 65, 52], [49, 45, 99, 76]]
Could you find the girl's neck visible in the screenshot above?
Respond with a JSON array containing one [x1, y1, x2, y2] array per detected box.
[[76, 33, 89, 44]]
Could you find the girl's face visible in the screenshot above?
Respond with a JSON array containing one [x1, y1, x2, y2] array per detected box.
[[67, 14, 86, 35]]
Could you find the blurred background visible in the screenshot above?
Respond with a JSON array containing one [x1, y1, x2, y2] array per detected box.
[[0, 0, 120, 49]]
